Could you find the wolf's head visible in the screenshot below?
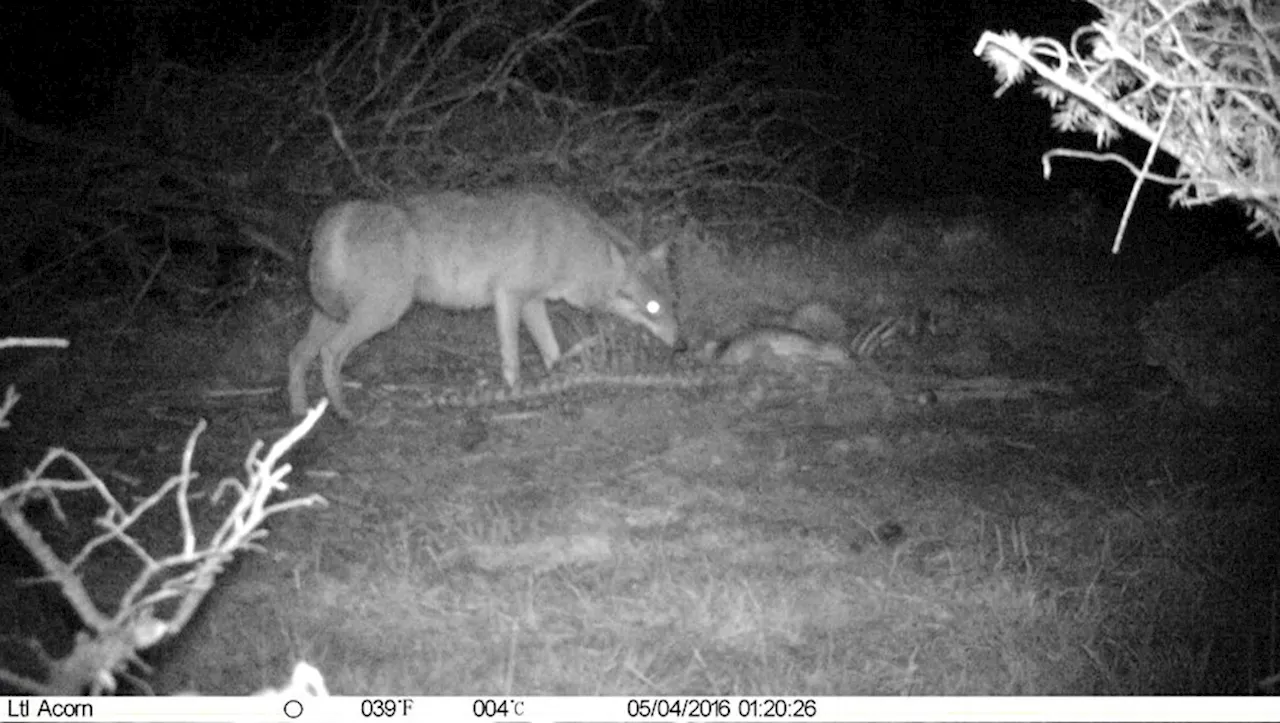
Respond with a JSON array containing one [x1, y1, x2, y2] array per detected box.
[[606, 239, 680, 348]]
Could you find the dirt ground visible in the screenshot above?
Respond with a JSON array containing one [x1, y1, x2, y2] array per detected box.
[[2, 195, 1277, 695]]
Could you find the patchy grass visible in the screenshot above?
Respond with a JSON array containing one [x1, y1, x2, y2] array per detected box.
[[2, 195, 1276, 696]]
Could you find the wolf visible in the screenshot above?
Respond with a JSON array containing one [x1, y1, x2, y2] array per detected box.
[[287, 188, 680, 419]]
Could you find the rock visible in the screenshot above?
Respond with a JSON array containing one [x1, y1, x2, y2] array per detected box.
[[1138, 257, 1280, 408]]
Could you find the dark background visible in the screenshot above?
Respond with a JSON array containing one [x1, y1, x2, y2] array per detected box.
[[0, 0, 1264, 255]]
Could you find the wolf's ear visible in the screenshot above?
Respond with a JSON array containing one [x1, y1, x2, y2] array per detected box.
[[645, 238, 672, 264], [608, 240, 627, 266]]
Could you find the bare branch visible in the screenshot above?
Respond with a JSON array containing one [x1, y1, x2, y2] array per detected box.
[[1, 345, 330, 693]]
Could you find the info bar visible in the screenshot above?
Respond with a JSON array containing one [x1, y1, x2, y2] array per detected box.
[[3, 696, 1278, 723]]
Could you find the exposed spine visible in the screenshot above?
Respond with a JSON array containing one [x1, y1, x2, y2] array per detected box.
[[850, 317, 903, 358], [850, 309, 936, 358]]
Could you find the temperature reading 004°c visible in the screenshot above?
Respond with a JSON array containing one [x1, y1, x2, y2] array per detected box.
[[473, 698, 527, 718]]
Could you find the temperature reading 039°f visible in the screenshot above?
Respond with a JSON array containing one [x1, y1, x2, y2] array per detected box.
[[361, 698, 414, 717]]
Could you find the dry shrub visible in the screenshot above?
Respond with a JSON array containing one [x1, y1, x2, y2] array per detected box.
[[976, 0, 1280, 250]]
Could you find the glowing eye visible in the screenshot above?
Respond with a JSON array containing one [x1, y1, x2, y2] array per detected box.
[[645, 300, 661, 315]]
